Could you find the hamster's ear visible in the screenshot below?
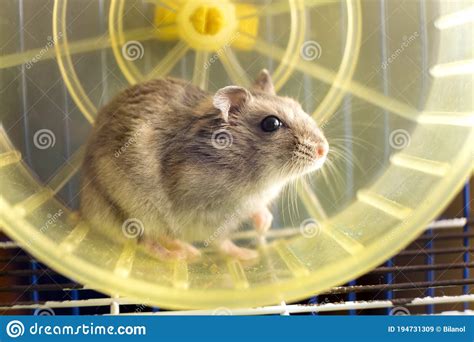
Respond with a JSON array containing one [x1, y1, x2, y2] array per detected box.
[[252, 69, 275, 95], [213, 86, 253, 122]]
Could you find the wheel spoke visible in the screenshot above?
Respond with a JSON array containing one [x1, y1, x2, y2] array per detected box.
[[47, 147, 85, 194], [297, 179, 328, 221], [238, 0, 341, 19], [142, 0, 180, 11], [219, 48, 251, 87], [147, 41, 189, 79], [192, 50, 210, 90], [0, 26, 174, 69]]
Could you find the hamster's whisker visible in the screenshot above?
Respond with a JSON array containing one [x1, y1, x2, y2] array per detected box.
[[293, 179, 302, 224], [319, 166, 338, 200], [285, 181, 295, 225], [297, 143, 314, 150], [330, 137, 386, 160], [325, 167, 344, 201], [285, 183, 292, 225], [328, 146, 365, 172], [327, 146, 351, 163], [289, 181, 298, 225], [323, 159, 346, 194], [294, 150, 314, 161], [298, 141, 317, 151], [326, 145, 352, 163], [305, 171, 316, 188], [293, 179, 300, 221], [280, 170, 299, 226], [297, 145, 315, 156], [293, 150, 316, 162], [328, 136, 382, 152], [322, 157, 347, 196], [278, 182, 288, 226]]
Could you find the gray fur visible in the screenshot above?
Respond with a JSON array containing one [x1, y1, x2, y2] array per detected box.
[[80, 71, 328, 243]]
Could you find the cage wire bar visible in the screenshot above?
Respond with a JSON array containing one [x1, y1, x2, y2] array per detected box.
[[379, 0, 392, 315], [463, 182, 471, 310], [418, 0, 434, 316], [17, 0, 41, 309]]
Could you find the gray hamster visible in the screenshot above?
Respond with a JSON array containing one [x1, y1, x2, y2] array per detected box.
[[80, 70, 328, 260]]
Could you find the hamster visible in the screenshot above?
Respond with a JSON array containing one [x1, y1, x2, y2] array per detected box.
[[80, 69, 328, 261]]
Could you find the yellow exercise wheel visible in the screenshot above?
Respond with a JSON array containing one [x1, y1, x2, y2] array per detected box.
[[0, 0, 472, 309]]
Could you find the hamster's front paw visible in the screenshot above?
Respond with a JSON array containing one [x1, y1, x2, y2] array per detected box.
[[252, 207, 273, 236], [217, 239, 258, 261]]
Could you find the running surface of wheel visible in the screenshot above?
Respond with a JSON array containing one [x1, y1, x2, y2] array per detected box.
[[0, 0, 472, 309]]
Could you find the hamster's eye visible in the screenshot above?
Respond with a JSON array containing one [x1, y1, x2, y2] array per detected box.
[[261, 115, 282, 132]]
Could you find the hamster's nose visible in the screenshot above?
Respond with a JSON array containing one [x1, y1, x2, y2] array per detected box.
[[315, 143, 328, 158]]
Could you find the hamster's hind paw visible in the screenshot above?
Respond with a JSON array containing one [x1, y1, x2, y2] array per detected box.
[[218, 239, 259, 261], [143, 240, 187, 261], [142, 237, 201, 261], [161, 237, 202, 260]]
